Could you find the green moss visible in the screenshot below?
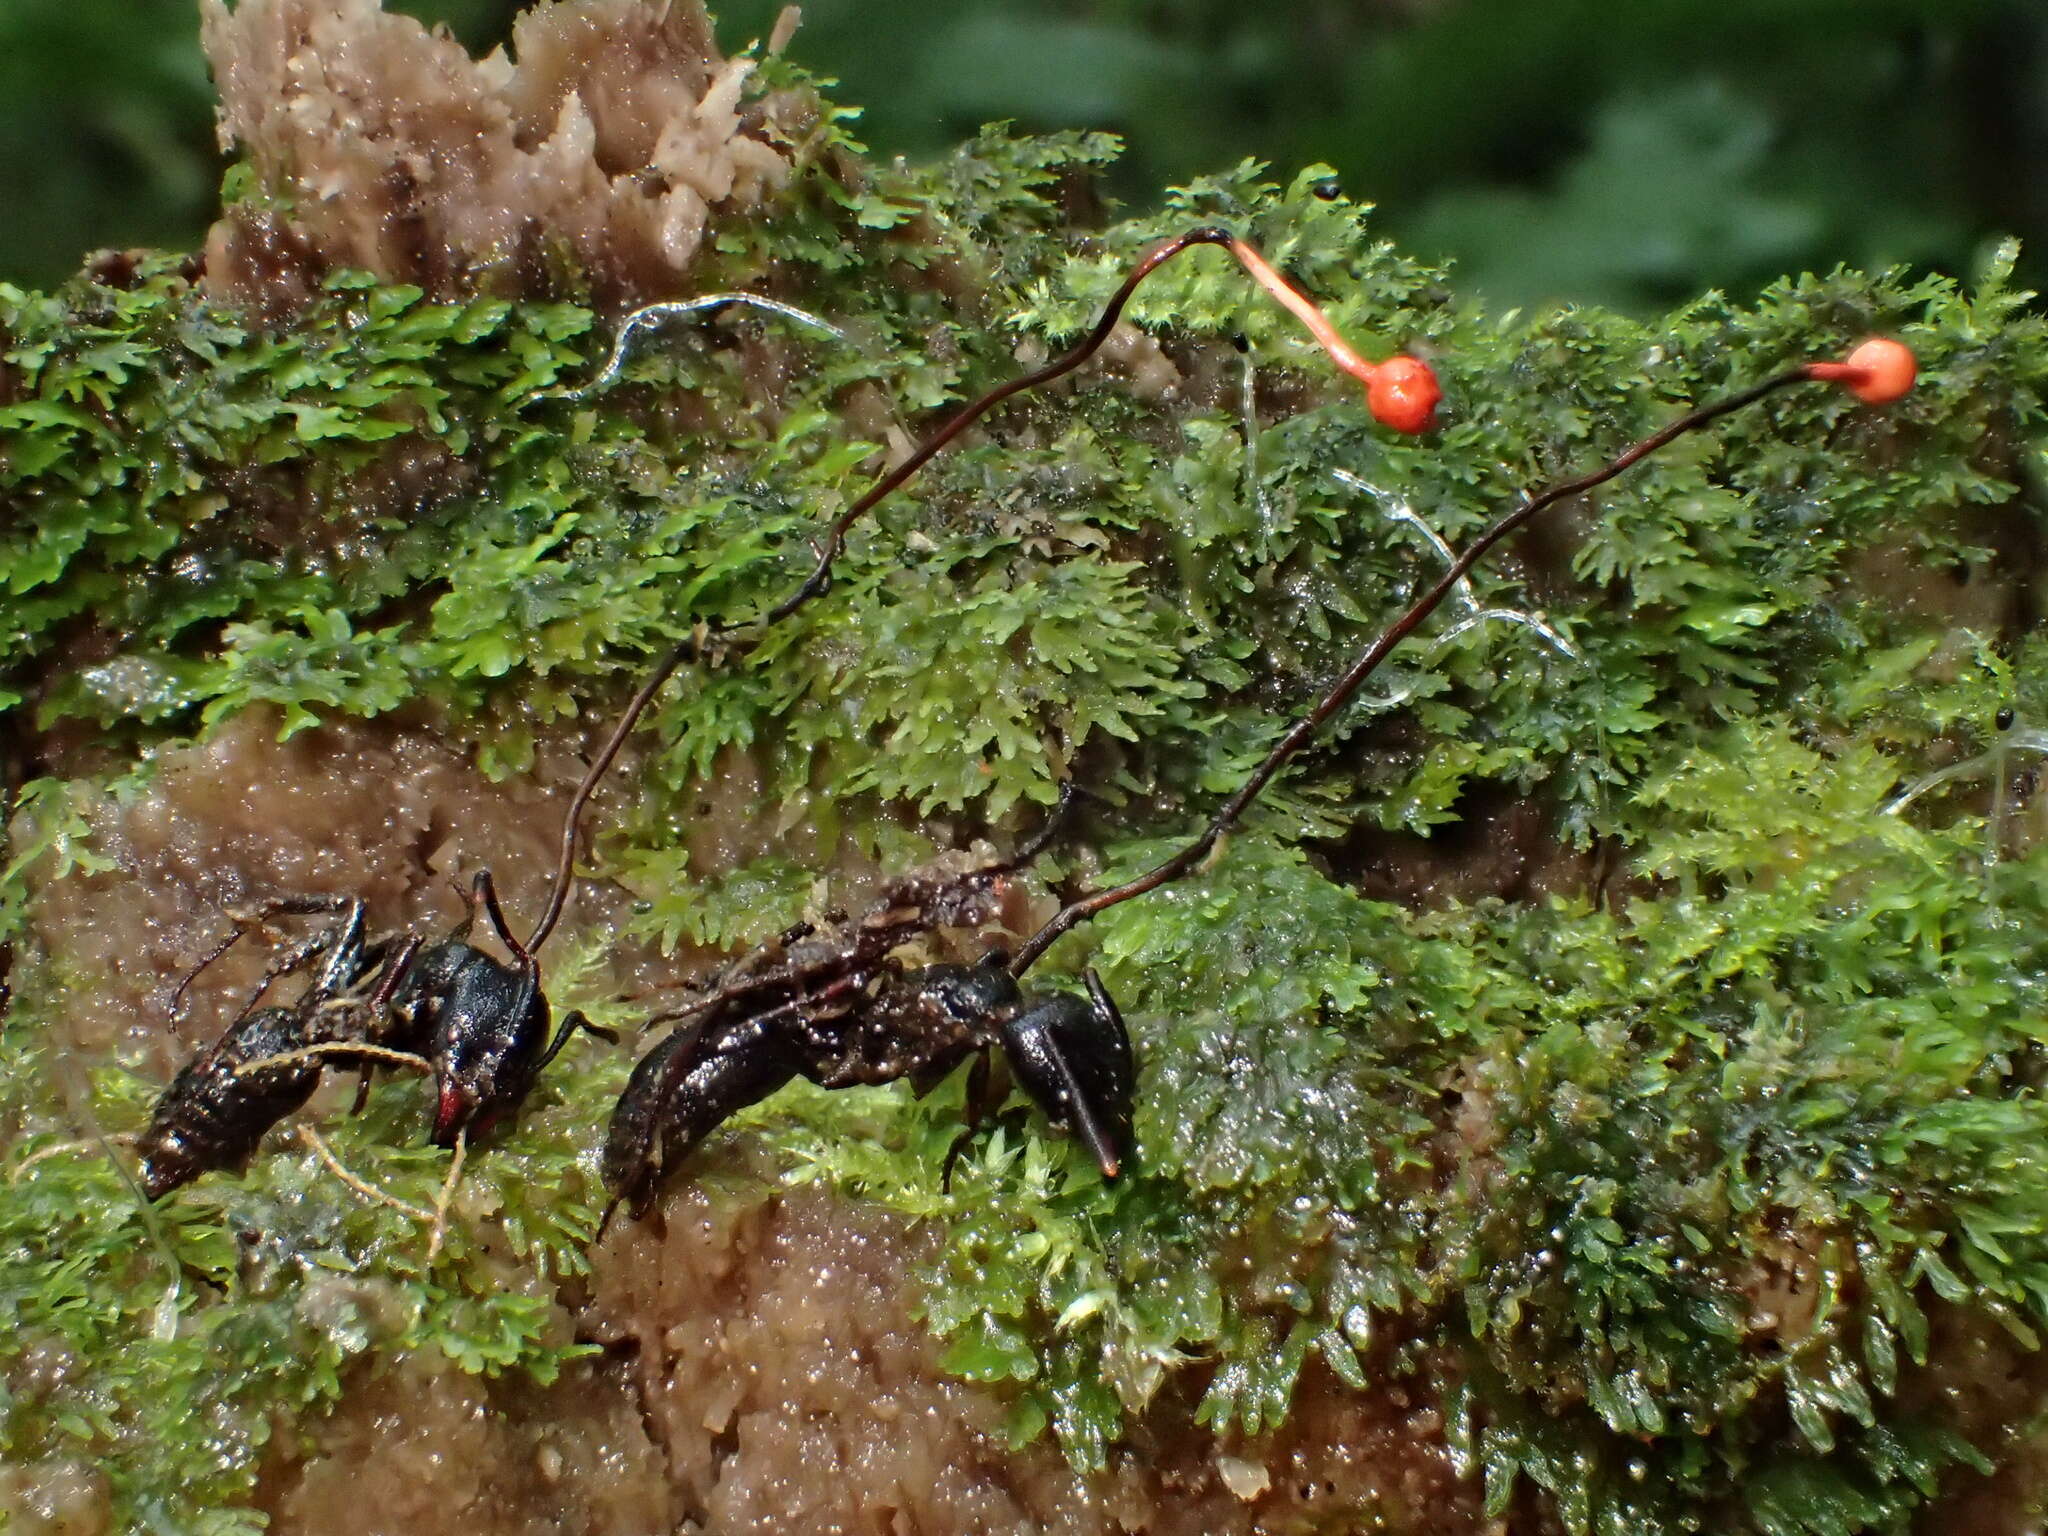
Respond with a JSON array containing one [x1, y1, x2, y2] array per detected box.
[[5, 69, 2048, 1532]]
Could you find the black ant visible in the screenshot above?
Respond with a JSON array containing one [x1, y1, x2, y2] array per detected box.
[[134, 895, 386, 1197], [135, 874, 610, 1200], [589, 320, 1918, 1220], [597, 787, 1135, 1229]]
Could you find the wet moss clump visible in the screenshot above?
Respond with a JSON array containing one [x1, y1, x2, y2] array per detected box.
[[6, 29, 2048, 1534]]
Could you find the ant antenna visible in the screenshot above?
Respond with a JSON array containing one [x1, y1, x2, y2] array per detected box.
[[525, 228, 1439, 954], [1007, 339, 1919, 976], [986, 780, 1082, 878]]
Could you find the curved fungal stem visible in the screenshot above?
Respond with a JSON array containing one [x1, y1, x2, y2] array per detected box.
[[526, 228, 1435, 953], [425, 1129, 466, 1262], [1884, 726, 2048, 816], [1009, 352, 1915, 976], [9, 1132, 140, 1185]]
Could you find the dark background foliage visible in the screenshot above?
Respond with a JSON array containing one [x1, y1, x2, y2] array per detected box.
[[11, 0, 2048, 309]]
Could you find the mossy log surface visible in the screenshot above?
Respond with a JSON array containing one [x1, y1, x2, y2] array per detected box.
[[7, 3, 2048, 1532]]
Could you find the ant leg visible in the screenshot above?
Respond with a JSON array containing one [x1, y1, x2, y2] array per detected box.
[[299, 1125, 437, 1227], [302, 900, 370, 999], [167, 928, 247, 1032], [990, 780, 1081, 876], [312, 937, 404, 1112], [177, 895, 365, 1032], [169, 893, 359, 1029], [333, 932, 435, 1065], [339, 931, 424, 1118], [362, 934, 424, 1017], [531, 1010, 619, 1075], [221, 893, 359, 939], [425, 1129, 466, 1262], [939, 1049, 1010, 1193], [444, 873, 479, 941], [240, 930, 340, 1016], [201, 895, 347, 936]]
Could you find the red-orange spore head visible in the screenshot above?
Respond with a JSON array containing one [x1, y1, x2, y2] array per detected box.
[[1839, 337, 1916, 404], [1367, 355, 1441, 434]]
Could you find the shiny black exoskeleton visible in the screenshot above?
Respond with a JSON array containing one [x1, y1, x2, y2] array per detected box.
[[139, 869, 606, 1195], [387, 927, 594, 1147], [138, 894, 394, 1197], [136, 1006, 325, 1198], [600, 836, 1136, 1223], [299, 869, 606, 1146]]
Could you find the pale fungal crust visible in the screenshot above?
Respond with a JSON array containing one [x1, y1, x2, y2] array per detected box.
[[199, 0, 796, 313], [254, 1175, 1482, 1534]]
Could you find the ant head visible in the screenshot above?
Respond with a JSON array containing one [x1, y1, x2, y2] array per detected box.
[[390, 939, 471, 1021]]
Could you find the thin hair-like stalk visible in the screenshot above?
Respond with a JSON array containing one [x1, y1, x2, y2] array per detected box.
[[1009, 353, 1912, 975], [526, 228, 1436, 952]]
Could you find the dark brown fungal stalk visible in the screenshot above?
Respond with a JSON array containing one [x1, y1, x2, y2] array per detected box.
[[525, 225, 1437, 953], [1007, 345, 1920, 975], [596, 787, 1134, 1226], [594, 340, 1920, 1211]]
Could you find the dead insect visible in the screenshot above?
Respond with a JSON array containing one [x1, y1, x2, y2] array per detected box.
[[137, 869, 610, 1199], [597, 796, 1133, 1224], [382, 871, 610, 1146], [137, 1007, 327, 1199], [138, 895, 391, 1197]]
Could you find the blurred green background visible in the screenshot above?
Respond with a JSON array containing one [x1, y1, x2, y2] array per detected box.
[[8, 0, 2046, 310]]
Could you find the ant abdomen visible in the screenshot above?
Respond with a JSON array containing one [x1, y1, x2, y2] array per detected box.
[[137, 1006, 324, 1199]]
